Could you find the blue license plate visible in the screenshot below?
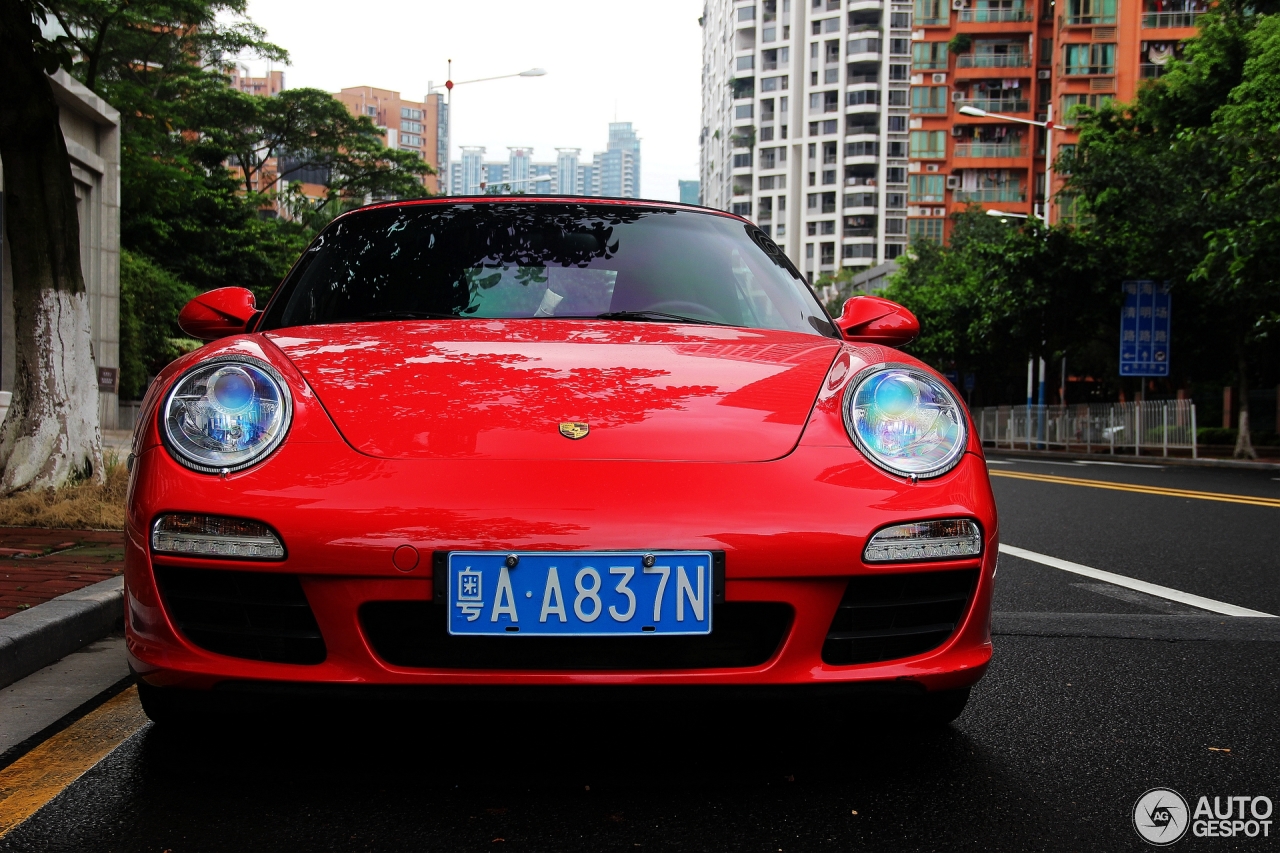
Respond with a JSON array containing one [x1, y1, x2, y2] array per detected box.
[[446, 551, 714, 636]]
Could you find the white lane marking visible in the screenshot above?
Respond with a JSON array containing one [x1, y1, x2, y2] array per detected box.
[[999, 544, 1277, 618], [1074, 460, 1165, 469], [985, 460, 1016, 465]]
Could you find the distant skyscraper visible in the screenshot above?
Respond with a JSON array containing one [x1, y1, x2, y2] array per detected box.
[[679, 180, 701, 205], [556, 149, 580, 194], [447, 122, 641, 197]]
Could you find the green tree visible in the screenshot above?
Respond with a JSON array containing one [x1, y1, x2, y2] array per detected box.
[[118, 251, 200, 399], [1064, 6, 1280, 457], [883, 209, 1116, 404]]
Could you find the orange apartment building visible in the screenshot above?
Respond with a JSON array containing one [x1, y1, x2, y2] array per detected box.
[[333, 86, 447, 195], [907, 0, 1204, 242]]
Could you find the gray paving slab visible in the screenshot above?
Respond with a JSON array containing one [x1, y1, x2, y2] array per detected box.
[[0, 635, 130, 759]]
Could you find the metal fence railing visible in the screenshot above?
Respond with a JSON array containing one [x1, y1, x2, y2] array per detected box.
[[973, 400, 1198, 457]]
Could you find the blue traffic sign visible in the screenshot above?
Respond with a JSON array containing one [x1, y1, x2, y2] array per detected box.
[[1119, 280, 1170, 377]]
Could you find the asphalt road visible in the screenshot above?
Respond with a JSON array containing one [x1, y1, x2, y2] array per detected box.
[[3, 453, 1278, 852]]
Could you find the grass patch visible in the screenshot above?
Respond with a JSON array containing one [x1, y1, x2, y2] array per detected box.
[[0, 452, 128, 530]]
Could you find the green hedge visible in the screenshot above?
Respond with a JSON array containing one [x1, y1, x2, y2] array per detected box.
[[119, 251, 201, 399]]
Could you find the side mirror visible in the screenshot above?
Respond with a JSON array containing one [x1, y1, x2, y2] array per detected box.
[[835, 295, 920, 346], [178, 287, 258, 341]]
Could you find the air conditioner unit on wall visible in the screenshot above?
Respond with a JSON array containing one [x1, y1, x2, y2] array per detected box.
[[932, 73, 947, 84], [951, 0, 965, 9], [926, 164, 940, 172], [945, 175, 960, 189], [1037, 69, 1051, 79], [951, 90, 965, 101]]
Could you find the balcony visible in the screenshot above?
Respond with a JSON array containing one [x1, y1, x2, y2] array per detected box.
[[959, 7, 1033, 22], [957, 52, 1031, 68], [1063, 13, 1116, 24], [1143, 11, 1202, 27], [957, 98, 1030, 113], [953, 187, 1026, 202], [1140, 62, 1169, 78], [954, 143, 1027, 158], [843, 228, 877, 238], [1064, 63, 1116, 76]]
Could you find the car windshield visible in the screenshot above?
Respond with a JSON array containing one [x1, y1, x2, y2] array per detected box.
[[262, 202, 836, 337]]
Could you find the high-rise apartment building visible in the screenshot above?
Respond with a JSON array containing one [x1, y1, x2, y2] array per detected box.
[[700, 0, 916, 279], [228, 66, 284, 97], [334, 86, 447, 194], [679, 179, 702, 204], [906, 0, 1204, 241], [446, 123, 641, 197]]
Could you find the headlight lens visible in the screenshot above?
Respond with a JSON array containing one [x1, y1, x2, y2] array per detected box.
[[843, 366, 966, 478], [162, 357, 292, 473]]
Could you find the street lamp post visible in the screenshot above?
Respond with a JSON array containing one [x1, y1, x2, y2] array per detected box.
[[440, 62, 547, 195], [957, 104, 1066, 223]]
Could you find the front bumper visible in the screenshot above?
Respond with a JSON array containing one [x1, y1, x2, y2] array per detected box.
[[125, 441, 997, 695]]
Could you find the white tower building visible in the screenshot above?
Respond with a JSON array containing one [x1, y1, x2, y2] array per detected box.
[[699, 0, 912, 279]]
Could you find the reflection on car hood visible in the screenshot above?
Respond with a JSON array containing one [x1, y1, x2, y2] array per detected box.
[[267, 320, 841, 462]]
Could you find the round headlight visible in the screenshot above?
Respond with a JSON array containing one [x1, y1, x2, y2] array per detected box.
[[842, 365, 967, 478], [162, 356, 292, 473]]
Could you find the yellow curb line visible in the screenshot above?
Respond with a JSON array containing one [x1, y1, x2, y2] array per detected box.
[[988, 470, 1280, 508], [0, 686, 147, 838]]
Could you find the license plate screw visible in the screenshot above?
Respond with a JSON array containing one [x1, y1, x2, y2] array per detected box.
[[505, 554, 519, 568], [642, 554, 656, 568]]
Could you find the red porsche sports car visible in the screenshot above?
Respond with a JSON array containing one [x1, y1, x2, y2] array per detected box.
[[124, 198, 997, 724]]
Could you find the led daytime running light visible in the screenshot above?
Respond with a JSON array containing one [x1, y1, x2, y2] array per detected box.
[[151, 514, 286, 560], [863, 519, 982, 563]]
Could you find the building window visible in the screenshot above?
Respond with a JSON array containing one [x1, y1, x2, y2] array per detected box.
[[889, 64, 910, 81], [820, 242, 836, 265], [845, 140, 879, 157], [908, 218, 945, 243], [909, 130, 947, 158], [401, 107, 422, 120], [885, 217, 906, 235], [736, 55, 755, 71], [887, 89, 908, 107], [891, 12, 912, 28], [809, 119, 839, 135], [886, 192, 906, 209], [846, 89, 881, 107], [820, 220, 836, 235], [887, 115, 907, 132], [886, 167, 907, 184], [401, 120, 423, 133], [366, 106, 378, 117], [762, 75, 789, 91], [890, 38, 911, 56], [822, 169, 837, 184], [732, 201, 753, 216], [908, 175, 945, 202], [913, 41, 948, 69], [1063, 42, 1116, 75], [910, 86, 948, 114], [806, 243, 815, 259], [1066, 0, 1116, 25], [739, 5, 756, 20], [760, 126, 775, 141], [887, 140, 906, 157], [733, 152, 754, 168], [823, 140, 838, 164], [913, 0, 949, 26], [847, 37, 881, 55], [736, 104, 755, 119], [1061, 93, 1114, 124], [885, 243, 905, 259], [759, 196, 773, 220]]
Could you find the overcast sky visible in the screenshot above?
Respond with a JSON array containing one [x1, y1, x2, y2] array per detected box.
[[239, 0, 703, 200]]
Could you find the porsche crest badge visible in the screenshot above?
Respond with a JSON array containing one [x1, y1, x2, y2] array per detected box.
[[559, 421, 589, 440]]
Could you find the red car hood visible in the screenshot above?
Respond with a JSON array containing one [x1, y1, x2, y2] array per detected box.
[[266, 320, 841, 462]]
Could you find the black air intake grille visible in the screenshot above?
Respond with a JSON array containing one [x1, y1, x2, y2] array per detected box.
[[822, 569, 979, 666], [154, 567, 326, 665], [360, 601, 791, 670]]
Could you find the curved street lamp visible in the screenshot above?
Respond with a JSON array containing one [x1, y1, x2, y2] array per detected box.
[[440, 62, 548, 194], [957, 104, 1067, 223]]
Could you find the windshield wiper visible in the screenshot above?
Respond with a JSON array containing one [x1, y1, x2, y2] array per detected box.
[[593, 310, 730, 327], [356, 310, 458, 320]]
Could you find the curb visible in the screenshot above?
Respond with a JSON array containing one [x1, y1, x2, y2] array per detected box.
[[985, 447, 1280, 471], [0, 576, 123, 691]]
